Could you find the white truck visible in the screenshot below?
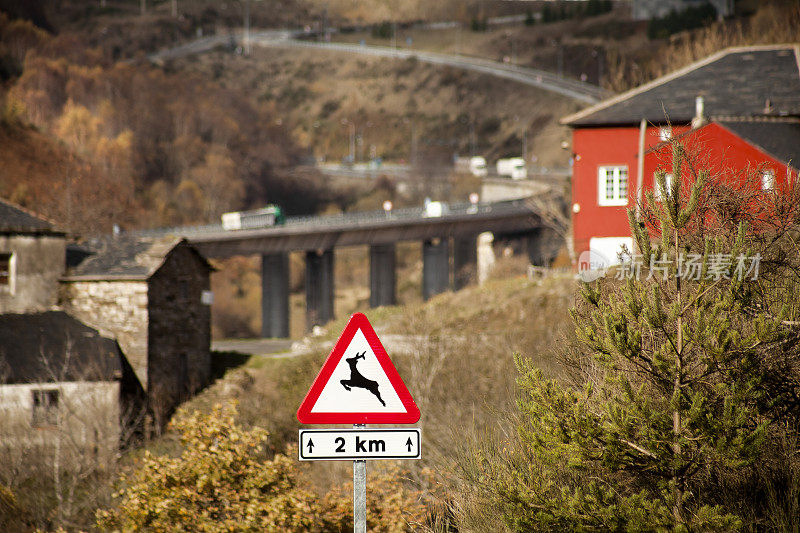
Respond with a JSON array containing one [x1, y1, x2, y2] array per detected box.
[[496, 157, 527, 180], [221, 205, 284, 230], [469, 156, 488, 177], [423, 199, 448, 217], [454, 156, 488, 177]]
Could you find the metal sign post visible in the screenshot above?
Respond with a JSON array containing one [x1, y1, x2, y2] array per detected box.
[[354, 423, 367, 533]]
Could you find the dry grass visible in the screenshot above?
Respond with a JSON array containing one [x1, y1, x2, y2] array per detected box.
[[606, 2, 800, 92], [193, 264, 578, 504], [173, 45, 581, 169]]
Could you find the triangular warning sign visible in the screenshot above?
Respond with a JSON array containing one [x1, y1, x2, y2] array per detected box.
[[297, 313, 420, 424]]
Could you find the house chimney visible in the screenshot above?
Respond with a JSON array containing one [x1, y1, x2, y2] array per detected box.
[[691, 96, 706, 129]]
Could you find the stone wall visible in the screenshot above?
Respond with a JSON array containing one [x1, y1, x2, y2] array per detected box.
[[60, 280, 149, 388], [480, 177, 548, 203], [0, 381, 120, 466], [0, 234, 65, 314], [147, 243, 211, 427]]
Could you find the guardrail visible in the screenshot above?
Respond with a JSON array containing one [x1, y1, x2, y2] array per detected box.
[[263, 40, 606, 104], [136, 199, 534, 239]]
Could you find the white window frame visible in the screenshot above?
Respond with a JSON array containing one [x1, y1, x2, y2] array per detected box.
[[597, 165, 629, 206], [761, 169, 775, 190], [653, 172, 674, 202]]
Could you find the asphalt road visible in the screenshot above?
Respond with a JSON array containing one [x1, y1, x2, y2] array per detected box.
[[256, 38, 605, 104], [212, 338, 297, 357], [148, 29, 606, 104]]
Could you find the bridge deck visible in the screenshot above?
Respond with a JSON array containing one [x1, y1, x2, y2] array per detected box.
[[139, 199, 540, 258]]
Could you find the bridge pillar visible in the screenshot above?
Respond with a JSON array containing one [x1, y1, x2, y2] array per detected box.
[[453, 235, 477, 290], [369, 244, 396, 308], [261, 253, 290, 338], [306, 249, 335, 331], [422, 238, 450, 300]]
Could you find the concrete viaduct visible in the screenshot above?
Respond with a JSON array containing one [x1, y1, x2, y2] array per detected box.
[[143, 199, 550, 338]]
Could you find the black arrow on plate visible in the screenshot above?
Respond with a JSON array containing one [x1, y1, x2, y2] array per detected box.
[[307, 439, 314, 453], [405, 437, 413, 452]]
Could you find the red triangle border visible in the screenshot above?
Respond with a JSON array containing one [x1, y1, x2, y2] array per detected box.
[[297, 313, 420, 424]]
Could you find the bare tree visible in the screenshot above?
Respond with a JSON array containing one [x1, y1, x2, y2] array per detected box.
[[0, 333, 145, 529], [524, 179, 575, 265]]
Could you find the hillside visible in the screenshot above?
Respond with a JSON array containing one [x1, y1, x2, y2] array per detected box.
[[187, 269, 578, 490], [171, 44, 582, 169], [0, 121, 135, 234], [0, 10, 361, 236]]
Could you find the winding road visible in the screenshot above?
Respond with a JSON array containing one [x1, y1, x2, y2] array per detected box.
[[149, 28, 606, 104]]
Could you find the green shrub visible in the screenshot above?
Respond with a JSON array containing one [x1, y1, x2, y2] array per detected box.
[[371, 21, 393, 39], [455, 140, 800, 530]]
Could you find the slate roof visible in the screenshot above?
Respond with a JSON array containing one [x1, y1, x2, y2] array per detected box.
[[0, 198, 57, 233], [0, 311, 122, 384], [716, 119, 800, 170], [64, 235, 211, 280], [563, 46, 800, 127]]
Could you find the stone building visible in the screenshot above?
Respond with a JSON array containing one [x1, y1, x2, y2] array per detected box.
[[0, 197, 213, 446], [0, 199, 65, 313], [61, 236, 214, 429], [0, 311, 144, 464], [0, 199, 146, 459]]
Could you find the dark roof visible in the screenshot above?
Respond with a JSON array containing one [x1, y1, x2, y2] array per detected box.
[[0, 311, 122, 384], [716, 119, 800, 170], [67, 235, 154, 279], [563, 46, 800, 127], [64, 235, 210, 280], [0, 198, 55, 233]]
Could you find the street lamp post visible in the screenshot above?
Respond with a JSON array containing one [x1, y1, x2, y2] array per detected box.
[[341, 119, 355, 163], [357, 121, 373, 163], [402, 117, 418, 166], [514, 115, 528, 162], [469, 120, 475, 157]]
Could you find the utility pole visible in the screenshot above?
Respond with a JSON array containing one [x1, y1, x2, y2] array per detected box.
[[511, 36, 517, 64], [411, 122, 418, 166], [320, 5, 328, 42], [523, 129, 528, 162], [349, 123, 355, 163], [598, 51, 604, 86], [342, 119, 355, 163], [469, 120, 475, 157]]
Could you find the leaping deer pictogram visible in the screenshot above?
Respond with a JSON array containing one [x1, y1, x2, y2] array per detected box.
[[340, 351, 386, 407]]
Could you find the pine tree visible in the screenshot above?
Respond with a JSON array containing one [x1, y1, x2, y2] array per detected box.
[[462, 141, 800, 530]]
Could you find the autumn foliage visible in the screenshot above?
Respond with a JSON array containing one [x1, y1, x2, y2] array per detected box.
[[0, 11, 339, 235], [97, 403, 427, 532]]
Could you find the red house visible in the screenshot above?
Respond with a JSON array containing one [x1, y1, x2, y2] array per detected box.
[[561, 45, 800, 263]]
